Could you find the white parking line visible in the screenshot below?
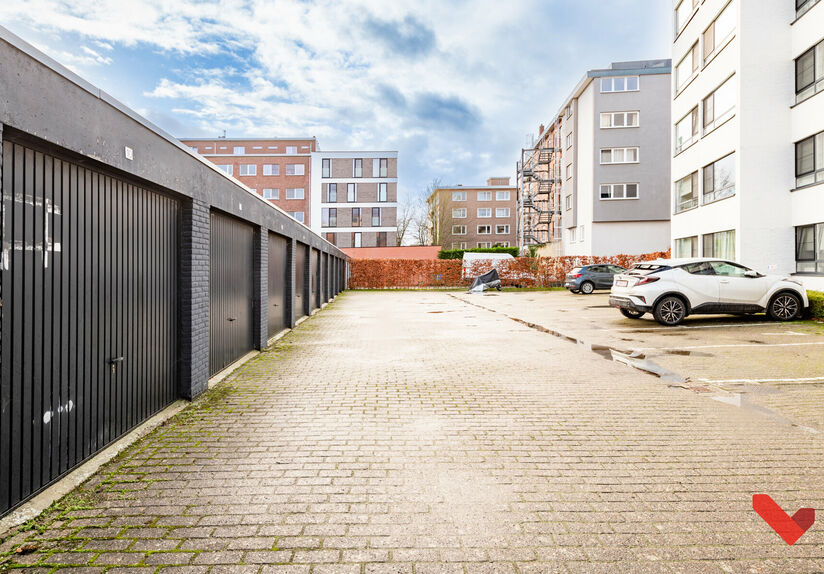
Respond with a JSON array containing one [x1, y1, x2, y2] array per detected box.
[[697, 376, 824, 384], [616, 322, 778, 332]]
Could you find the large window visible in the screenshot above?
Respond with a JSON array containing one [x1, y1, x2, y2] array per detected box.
[[452, 191, 466, 201], [286, 146, 298, 154], [322, 208, 337, 227], [233, 146, 245, 155], [600, 147, 639, 164], [263, 188, 279, 200], [600, 183, 639, 200], [453, 208, 467, 218], [477, 191, 492, 201], [496, 191, 510, 201], [477, 225, 492, 235], [675, 236, 698, 258], [288, 211, 305, 223], [216, 164, 233, 176], [795, 131, 824, 187], [796, 223, 824, 273], [378, 183, 388, 202], [676, 43, 699, 92], [496, 208, 510, 218], [703, 76, 736, 133], [601, 76, 639, 93], [477, 242, 492, 248], [372, 207, 381, 227], [353, 158, 363, 178], [379, 158, 389, 177], [675, 107, 699, 154], [286, 164, 305, 176], [286, 188, 304, 199], [797, 0, 821, 20], [703, 153, 736, 204], [675, 0, 699, 36], [322, 159, 331, 178], [377, 232, 387, 247], [239, 164, 256, 176], [347, 183, 357, 202], [600, 111, 639, 129], [496, 225, 510, 234], [703, 230, 735, 259], [351, 208, 361, 227], [703, 2, 735, 63], [478, 208, 492, 218], [327, 183, 337, 202], [263, 164, 279, 176], [796, 39, 824, 104], [452, 225, 467, 235], [675, 172, 699, 213], [353, 232, 362, 248]]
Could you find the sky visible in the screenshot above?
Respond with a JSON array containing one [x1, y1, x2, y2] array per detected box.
[[0, 0, 670, 203]]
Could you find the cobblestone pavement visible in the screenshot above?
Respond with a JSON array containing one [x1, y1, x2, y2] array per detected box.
[[2, 291, 824, 573]]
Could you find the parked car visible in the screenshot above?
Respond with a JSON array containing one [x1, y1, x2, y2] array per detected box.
[[565, 264, 626, 294], [609, 258, 809, 326]]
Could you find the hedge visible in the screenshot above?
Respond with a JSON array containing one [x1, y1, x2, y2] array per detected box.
[[438, 247, 520, 260], [349, 250, 671, 289], [809, 290, 824, 319]]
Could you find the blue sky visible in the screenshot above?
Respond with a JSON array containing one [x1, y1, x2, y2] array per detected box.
[[0, 0, 670, 202]]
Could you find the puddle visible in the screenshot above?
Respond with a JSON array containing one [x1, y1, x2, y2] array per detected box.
[[659, 349, 713, 357]]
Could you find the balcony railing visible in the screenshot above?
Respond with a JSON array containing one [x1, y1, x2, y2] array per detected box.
[[703, 185, 735, 205], [675, 196, 699, 213]]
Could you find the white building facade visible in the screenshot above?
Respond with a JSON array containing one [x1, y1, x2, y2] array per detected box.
[[671, 0, 824, 290]]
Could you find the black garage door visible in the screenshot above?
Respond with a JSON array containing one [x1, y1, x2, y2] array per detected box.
[[0, 138, 179, 515], [268, 232, 288, 337], [295, 242, 307, 318], [209, 211, 254, 375], [311, 248, 320, 311]]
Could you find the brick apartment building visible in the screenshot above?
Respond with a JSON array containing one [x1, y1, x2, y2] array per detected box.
[[428, 178, 518, 250], [182, 138, 316, 225], [310, 151, 399, 248]]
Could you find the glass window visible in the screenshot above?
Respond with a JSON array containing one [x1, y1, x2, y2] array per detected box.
[[601, 147, 639, 164], [452, 208, 467, 218], [353, 158, 363, 178], [703, 3, 735, 62], [327, 183, 337, 202], [285, 188, 305, 199], [477, 225, 491, 235], [600, 111, 639, 128], [795, 131, 824, 187], [263, 164, 279, 176], [478, 208, 492, 218], [322, 208, 337, 227], [796, 40, 824, 104], [286, 146, 297, 154], [286, 164, 305, 176], [289, 211, 305, 223], [377, 232, 387, 247], [347, 183, 357, 202], [378, 183, 388, 202], [452, 191, 467, 201], [683, 261, 715, 275], [496, 191, 511, 200], [239, 164, 256, 176], [675, 0, 699, 35], [263, 188, 279, 200], [496, 208, 510, 217], [703, 76, 736, 132], [600, 183, 639, 200], [710, 261, 749, 277], [496, 225, 510, 234], [372, 207, 381, 227], [353, 232, 362, 248], [703, 230, 735, 259], [675, 107, 699, 153], [703, 153, 736, 204], [233, 146, 245, 155], [675, 172, 699, 213], [795, 223, 824, 273], [675, 236, 698, 258], [477, 191, 492, 201], [676, 43, 699, 91], [216, 164, 233, 176], [379, 158, 389, 177], [452, 225, 466, 235], [322, 158, 331, 178], [601, 76, 640, 93], [351, 208, 361, 226]]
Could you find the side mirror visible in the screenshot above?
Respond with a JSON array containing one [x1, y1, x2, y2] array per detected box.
[[744, 270, 759, 278]]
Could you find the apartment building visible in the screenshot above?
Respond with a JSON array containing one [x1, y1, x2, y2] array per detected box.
[[310, 151, 399, 248], [670, 0, 824, 290], [428, 178, 518, 249], [182, 138, 316, 225], [554, 60, 673, 257]]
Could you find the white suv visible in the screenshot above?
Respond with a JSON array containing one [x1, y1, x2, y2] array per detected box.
[[609, 258, 809, 326]]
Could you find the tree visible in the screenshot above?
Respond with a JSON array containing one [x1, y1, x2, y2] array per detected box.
[[395, 202, 415, 246]]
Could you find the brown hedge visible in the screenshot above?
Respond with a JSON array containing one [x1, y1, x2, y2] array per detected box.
[[349, 250, 671, 289]]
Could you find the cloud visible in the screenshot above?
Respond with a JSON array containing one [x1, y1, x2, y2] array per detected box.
[[363, 14, 436, 58], [410, 92, 478, 130]]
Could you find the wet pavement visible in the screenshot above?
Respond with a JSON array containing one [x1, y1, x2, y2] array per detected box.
[[2, 291, 824, 573]]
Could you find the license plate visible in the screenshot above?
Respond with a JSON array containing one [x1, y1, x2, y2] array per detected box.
[[616, 280, 628, 287]]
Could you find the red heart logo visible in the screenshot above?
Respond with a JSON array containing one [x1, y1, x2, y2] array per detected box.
[[753, 494, 815, 545]]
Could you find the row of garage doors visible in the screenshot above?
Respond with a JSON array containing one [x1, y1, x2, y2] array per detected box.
[[0, 137, 345, 516]]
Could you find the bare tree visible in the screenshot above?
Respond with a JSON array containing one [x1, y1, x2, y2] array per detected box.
[[395, 202, 415, 246], [410, 178, 442, 246]]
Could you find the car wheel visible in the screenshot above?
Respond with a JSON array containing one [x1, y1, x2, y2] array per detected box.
[[580, 281, 595, 295], [620, 308, 645, 320], [654, 296, 686, 326], [768, 292, 801, 321], [496, 285, 502, 292]]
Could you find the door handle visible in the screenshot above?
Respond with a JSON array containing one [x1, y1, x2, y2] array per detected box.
[[720, 280, 730, 284]]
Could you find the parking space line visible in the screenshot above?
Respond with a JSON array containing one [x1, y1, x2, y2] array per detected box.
[[639, 342, 824, 351], [616, 322, 780, 332], [697, 376, 824, 384]]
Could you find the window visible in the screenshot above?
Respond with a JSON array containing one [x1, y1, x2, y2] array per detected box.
[[233, 146, 245, 155], [378, 183, 388, 202], [379, 158, 388, 177], [600, 183, 639, 200], [703, 230, 735, 259], [452, 191, 467, 201], [796, 39, 824, 104], [286, 164, 305, 176], [566, 133, 573, 148], [263, 164, 279, 176], [565, 195, 572, 210], [322, 208, 337, 227], [495, 191, 510, 201], [351, 208, 362, 226], [496, 208, 510, 218], [566, 164, 573, 179], [286, 146, 297, 154], [263, 188, 279, 200], [371, 207, 381, 227], [286, 188, 305, 199], [327, 183, 337, 202], [795, 131, 824, 187], [703, 153, 736, 204], [703, 76, 736, 133], [494, 242, 510, 248], [477, 191, 492, 201], [452, 225, 467, 235], [566, 105, 572, 119], [326, 233, 336, 246], [377, 232, 387, 247], [675, 107, 699, 153], [600, 147, 639, 164], [477, 225, 492, 235], [674, 236, 699, 258], [797, 0, 820, 19], [601, 76, 639, 93], [675, 172, 699, 213], [703, 2, 735, 63], [289, 211, 305, 223], [353, 158, 363, 178], [452, 242, 467, 249], [676, 43, 699, 92], [496, 225, 510, 234], [796, 223, 824, 273], [239, 164, 256, 176], [675, 0, 699, 36], [600, 111, 639, 128], [322, 158, 331, 178], [477, 208, 492, 218], [216, 164, 233, 176], [578, 225, 585, 242], [353, 232, 362, 248], [569, 227, 577, 243], [477, 242, 492, 248], [347, 183, 357, 202], [452, 208, 467, 218]]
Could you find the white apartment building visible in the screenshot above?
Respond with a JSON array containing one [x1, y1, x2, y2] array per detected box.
[[671, 0, 824, 290]]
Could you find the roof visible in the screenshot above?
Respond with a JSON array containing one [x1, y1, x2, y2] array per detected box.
[[341, 246, 442, 260]]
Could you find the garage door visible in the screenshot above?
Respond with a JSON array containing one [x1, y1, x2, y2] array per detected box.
[[0, 138, 179, 515], [295, 242, 307, 319], [310, 248, 320, 311], [268, 232, 288, 337], [209, 211, 254, 375]]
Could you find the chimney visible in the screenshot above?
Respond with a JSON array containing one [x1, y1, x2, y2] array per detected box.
[[538, 124, 545, 135]]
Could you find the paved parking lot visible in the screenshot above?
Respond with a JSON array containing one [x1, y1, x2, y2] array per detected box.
[[453, 290, 824, 433], [1, 291, 823, 573]]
